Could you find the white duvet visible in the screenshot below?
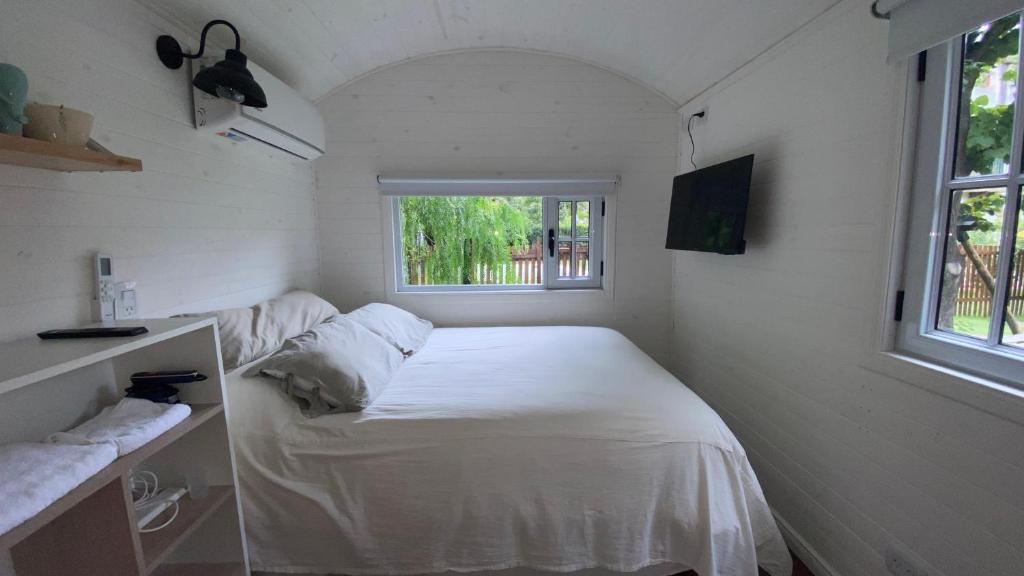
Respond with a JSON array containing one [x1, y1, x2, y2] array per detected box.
[[227, 326, 791, 576]]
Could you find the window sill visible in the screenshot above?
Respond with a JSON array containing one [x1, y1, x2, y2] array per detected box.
[[861, 349, 1024, 426]]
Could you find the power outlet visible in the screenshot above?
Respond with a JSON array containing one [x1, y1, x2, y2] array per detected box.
[[114, 281, 138, 320], [885, 545, 929, 576]]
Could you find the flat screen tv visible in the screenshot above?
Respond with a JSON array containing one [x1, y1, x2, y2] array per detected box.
[[665, 154, 754, 255]]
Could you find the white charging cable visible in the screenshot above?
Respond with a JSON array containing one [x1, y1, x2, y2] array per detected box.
[[131, 470, 159, 506], [139, 500, 179, 533], [130, 470, 180, 533]]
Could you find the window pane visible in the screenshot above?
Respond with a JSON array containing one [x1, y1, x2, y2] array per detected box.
[[557, 241, 572, 278], [935, 188, 1007, 339], [1003, 189, 1024, 348], [576, 241, 591, 278], [559, 201, 572, 238], [399, 196, 542, 286], [576, 201, 590, 238], [954, 14, 1019, 178]]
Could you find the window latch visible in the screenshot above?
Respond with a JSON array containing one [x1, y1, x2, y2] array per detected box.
[[547, 228, 555, 257]]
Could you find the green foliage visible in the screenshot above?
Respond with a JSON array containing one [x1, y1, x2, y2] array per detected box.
[[964, 20, 1019, 77], [957, 17, 1019, 243], [556, 200, 591, 238], [965, 98, 1014, 173], [943, 16, 1024, 334], [958, 17, 1019, 177], [957, 191, 1005, 245], [400, 196, 535, 285], [506, 196, 543, 243], [1018, 205, 1024, 250]]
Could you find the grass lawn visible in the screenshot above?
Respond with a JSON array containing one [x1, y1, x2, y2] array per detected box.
[[951, 315, 1013, 339]]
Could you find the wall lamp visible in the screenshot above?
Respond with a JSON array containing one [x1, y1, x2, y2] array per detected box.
[[155, 19, 267, 108]]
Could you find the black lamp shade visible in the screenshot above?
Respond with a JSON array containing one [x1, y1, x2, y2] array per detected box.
[[193, 49, 267, 108]]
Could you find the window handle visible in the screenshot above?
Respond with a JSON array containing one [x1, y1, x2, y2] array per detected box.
[[548, 228, 555, 258]]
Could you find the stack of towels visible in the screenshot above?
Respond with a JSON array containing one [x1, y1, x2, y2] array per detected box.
[[0, 398, 191, 537]]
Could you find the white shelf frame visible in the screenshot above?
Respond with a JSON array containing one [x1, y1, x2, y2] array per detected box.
[[0, 318, 249, 576]]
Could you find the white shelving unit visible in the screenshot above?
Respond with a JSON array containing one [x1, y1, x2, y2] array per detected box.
[[0, 318, 249, 576]]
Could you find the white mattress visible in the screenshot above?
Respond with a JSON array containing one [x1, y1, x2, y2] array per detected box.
[[227, 326, 791, 576]]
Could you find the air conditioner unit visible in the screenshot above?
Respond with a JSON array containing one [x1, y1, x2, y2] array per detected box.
[[191, 57, 325, 161]]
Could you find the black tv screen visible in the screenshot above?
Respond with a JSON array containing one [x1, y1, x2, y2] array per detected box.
[[665, 154, 754, 255]]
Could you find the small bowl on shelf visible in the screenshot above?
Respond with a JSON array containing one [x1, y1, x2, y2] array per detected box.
[[23, 103, 93, 147]]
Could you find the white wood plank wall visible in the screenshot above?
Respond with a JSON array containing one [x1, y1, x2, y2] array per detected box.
[[671, 2, 1024, 575], [0, 0, 320, 341], [314, 50, 678, 361]]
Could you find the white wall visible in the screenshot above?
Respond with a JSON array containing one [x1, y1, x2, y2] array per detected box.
[[0, 0, 320, 342], [315, 51, 678, 360], [671, 2, 1024, 575]]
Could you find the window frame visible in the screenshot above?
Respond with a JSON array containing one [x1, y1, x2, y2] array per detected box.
[[389, 195, 606, 293], [897, 21, 1024, 387], [543, 197, 604, 290]]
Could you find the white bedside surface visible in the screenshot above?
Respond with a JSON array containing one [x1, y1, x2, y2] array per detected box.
[[0, 318, 215, 397]]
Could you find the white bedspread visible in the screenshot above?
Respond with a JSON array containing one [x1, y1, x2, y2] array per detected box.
[[227, 326, 791, 576]]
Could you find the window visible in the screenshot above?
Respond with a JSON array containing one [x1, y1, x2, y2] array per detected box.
[[391, 195, 605, 291], [900, 12, 1024, 385]]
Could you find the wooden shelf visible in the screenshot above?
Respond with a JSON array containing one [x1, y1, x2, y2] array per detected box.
[[151, 562, 246, 576], [2, 312, 247, 576], [0, 132, 142, 172], [140, 485, 235, 573], [0, 317, 217, 396], [0, 403, 224, 550]]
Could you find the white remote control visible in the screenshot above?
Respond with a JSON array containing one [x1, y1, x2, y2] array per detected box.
[[93, 254, 115, 323]]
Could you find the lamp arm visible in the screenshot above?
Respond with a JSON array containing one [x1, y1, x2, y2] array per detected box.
[[179, 19, 241, 60]]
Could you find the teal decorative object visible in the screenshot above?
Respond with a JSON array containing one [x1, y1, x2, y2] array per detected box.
[[0, 63, 29, 135]]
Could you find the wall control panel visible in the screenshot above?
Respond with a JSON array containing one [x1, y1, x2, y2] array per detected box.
[[92, 254, 139, 321], [93, 254, 115, 323]]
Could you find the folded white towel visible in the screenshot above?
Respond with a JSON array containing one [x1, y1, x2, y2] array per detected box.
[[0, 442, 118, 536], [49, 398, 192, 456]]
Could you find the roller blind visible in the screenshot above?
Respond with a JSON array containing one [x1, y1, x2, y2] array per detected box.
[[883, 0, 1022, 62], [377, 175, 618, 197]]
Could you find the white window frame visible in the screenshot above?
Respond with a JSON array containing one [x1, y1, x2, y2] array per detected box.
[[388, 195, 606, 293], [897, 23, 1024, 388], [544, 197, 604, 290]]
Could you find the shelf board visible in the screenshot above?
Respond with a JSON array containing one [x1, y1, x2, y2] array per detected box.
[[0, 132, 142, 172], [151, 562, 245, 576], [0, 317, 217, 397], [141, 485, 235, 573], [0, 403, 224, 550]]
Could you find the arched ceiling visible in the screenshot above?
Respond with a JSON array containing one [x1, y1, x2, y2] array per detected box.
[[138, 0, 839, 106]]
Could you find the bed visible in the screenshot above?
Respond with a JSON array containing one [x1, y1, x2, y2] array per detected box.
[[226, 325, 791, 576]]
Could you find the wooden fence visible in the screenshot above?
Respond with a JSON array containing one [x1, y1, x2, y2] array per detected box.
[[956, 245, 1024, 317], [406, 241, 589, 285], [407, 242, 1021, 312], [510, 242, 590, 281]]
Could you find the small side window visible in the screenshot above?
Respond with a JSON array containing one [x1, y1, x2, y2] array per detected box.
[[545, 198, 602, 288]]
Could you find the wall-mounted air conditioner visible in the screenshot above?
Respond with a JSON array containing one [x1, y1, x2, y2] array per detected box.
[[191, 57, 325, 161]]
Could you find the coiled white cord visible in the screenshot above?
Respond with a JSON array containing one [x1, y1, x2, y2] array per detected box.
[[130, 470, 180, 533], [139, 501, 179, 533], [131, 470, 159, 506]]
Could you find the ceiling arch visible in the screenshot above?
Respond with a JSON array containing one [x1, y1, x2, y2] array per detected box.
[[139, 0, 839, 106]]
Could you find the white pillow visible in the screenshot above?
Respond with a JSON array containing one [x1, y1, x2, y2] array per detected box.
[[249, 291, 339, 361], [201, 306, 254, 371], [180, 291, 339, 371], [345, 303, 433, 355], [254, 317, 403, 416]]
